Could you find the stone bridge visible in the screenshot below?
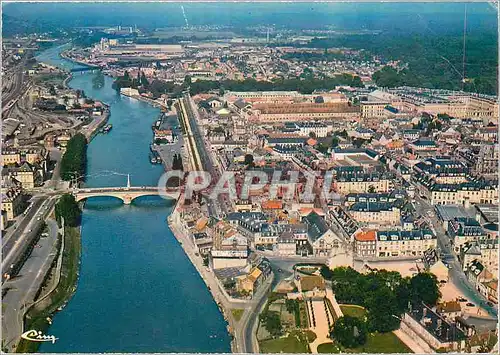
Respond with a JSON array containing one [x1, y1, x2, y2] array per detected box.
[[73, 186, 179, 204]]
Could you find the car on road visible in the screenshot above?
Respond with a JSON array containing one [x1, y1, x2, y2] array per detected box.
[[466, 303, 475, 307]]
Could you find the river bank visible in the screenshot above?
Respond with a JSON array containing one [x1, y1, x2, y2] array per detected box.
[[81, 109, 110, 142], [167, 204, 240, 352], [16, 226, 81, 353], [119, 90, 168, 110], [60, 49, 100, 69]]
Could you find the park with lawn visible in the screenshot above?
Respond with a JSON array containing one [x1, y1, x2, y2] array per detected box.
[[256, 266, 440, 353], [317, 332, 411, 353]]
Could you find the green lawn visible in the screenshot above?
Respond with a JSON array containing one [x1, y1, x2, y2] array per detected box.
[[339, 305, 367, 320], [231, 308, 244, 322], [349, 332, 412, 353], [318, 332, 412, 354], [259, 331, 311, 353]]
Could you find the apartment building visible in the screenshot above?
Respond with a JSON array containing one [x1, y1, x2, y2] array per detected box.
[[426, 181, 498, 205], [376, 229, 437, 258], [2, 162, 42, 190], [407, 139, 439, 153], [283, 121, 330, 138], [0, 186, 24, 220], [353, 230, 377, 258], [360, 101, 389, 118], [447, 217, 487, 253], [1, 148, 46, 166], [1, 149, 21, 165], [211, 234, 249, 270], [460, 239, 498, 274], [344, 191, 406, 206], [472, 144, 498, 177], [457, 95, 499, 124], [475, 126, 498, 142], [414, 158, 469, 184], [334, 172, 392, 194], [348, 201, 401, 226]]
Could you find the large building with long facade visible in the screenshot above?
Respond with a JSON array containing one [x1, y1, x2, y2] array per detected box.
[[354, 229, 437, 258]]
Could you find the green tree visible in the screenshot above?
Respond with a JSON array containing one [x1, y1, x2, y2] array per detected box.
[[367, 185, 376, 193], [260, 311, 282, 337], [140, 72, 149, 88], [365, 287, 402, 332], [331, 315, 368, 348], [172, 153, 183, 171], [112, 71, 134, 90], [60, 133, 87, 182], [372, 66, 402, 88], [55, 193, 82, 227], [410, 273, 441, 306]]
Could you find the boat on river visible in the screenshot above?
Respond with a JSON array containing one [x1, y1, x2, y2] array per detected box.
[[100, 124, 112, 134]]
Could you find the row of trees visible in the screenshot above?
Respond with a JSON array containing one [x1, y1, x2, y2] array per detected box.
[[188, 75, 364, 95], [112, 70, 149, 91], [60, 133, 87, 182], [113, 74, 364, 97], [171, 153, 183, 170], [55, 193, 82, 227], [321, 266, 440, 333]]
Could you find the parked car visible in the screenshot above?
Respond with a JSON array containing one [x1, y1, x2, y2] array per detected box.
[[466, 302, 475, 307]]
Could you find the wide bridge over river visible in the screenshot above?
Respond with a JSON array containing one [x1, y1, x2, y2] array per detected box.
[[69, 173, 179, 204], [73, 186, 179, 204]]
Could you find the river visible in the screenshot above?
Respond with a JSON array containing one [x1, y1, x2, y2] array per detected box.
[[35, 44, 231, 352]]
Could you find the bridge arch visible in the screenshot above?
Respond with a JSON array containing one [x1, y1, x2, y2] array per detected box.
[[73, 188, 179, 205]]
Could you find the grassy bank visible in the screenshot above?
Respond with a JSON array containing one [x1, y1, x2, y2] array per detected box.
[[16, 227, 81, 353]]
